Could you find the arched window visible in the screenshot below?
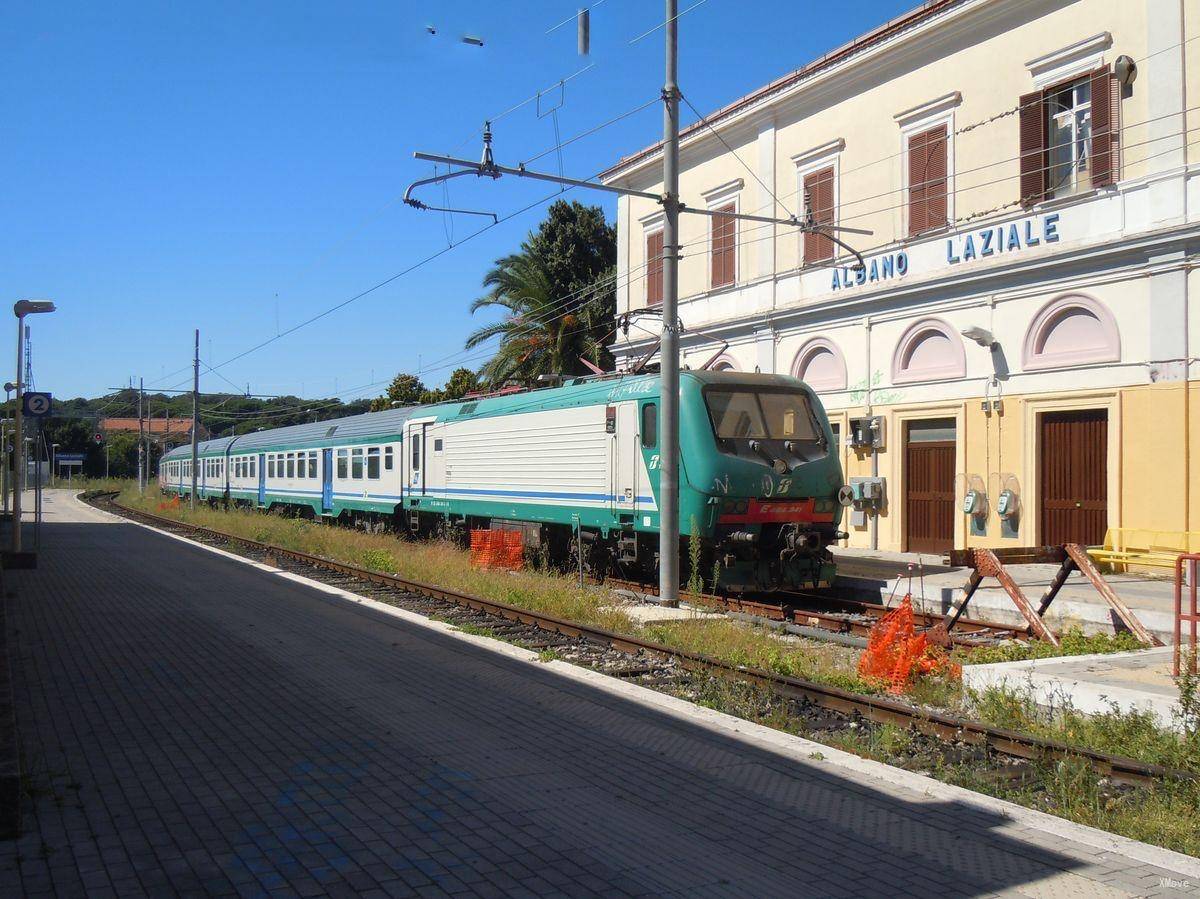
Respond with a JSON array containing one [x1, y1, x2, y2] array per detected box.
[[1022, 294, 1120, 370], [892, 318, 966, 383], [790, 338, 847, 391], [709, 354, 739, 372]]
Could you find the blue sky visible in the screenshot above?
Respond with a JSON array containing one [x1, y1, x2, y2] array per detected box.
[[1, 0, 915, 402]]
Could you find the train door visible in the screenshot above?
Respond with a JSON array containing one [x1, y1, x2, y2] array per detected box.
[[321, 448, 334, 513], [257, 453, 266, 506], [405, 420, 429, 496], [610, 403, 639, 514]]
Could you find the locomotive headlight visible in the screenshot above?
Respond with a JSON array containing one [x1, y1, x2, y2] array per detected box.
[[772, 459, 790, 475]]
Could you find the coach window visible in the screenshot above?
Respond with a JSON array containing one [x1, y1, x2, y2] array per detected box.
[[308, 451, 317, 479], [351, 448, 364, 480], [250, 457, 257, 479], [267, 457, 274, 478], [285, 453, 294, 479], [641, 403, 657, 448], [411, 436, 420, 471], [367, 447, 380, 479], [384, 446, 394, 471], [336, 449, 348, 479]]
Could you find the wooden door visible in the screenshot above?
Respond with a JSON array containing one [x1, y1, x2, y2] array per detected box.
[[1040, 410, 1107, 546], [905, 419, 956, 553]]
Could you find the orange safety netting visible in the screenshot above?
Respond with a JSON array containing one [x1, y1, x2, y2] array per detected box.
[[469, 529, 525, 571], [858, 594, 961, 694]]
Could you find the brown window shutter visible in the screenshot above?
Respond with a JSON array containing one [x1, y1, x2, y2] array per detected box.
[[925, 125, 948, 229], [803, 168, 835, 263], [710, 202, 735, 288], [907, 130, 929, 236], [1090, 66, 1118, 188], [1018, 90, 1046, 207], [646, 231, 663, 305]]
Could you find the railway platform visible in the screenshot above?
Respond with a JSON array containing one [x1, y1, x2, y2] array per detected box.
[[1, 490, 1198, 897]]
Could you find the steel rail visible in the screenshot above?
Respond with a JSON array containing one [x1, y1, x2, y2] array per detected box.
[[96, 493, 1187, 787]]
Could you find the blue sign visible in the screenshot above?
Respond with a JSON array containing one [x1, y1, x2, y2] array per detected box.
[[831, 251, 909, 291], [947, 213, 1059, 264], [57, 452, 85, 462], [22, 392, 51, 417]]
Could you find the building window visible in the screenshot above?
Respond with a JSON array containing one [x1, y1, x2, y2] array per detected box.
[[907, 125, 948, 235], [891, 319, 966, 384], [1020, 68, 1117, 206], [641, 403, 657, 448], [709, 203, 736, 289], [645, 229, 664, 306], [790, 338, 847, 392], [802, 167, 835, 263]]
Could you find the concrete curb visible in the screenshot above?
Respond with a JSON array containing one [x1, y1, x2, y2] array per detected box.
[[86, 495, 1200, 880]]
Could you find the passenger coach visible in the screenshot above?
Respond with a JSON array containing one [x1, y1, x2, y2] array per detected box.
[[160, 371, 846, 591]]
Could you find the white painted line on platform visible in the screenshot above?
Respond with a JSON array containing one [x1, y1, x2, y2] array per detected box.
[[82, 493, 1200, 881]]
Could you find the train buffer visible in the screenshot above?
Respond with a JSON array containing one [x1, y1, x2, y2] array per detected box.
[[938, 545, 1163, 648]]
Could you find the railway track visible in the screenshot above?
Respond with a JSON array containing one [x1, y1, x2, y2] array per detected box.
[[90, 492, 1184, 788], [604, 577, 1027, 647]]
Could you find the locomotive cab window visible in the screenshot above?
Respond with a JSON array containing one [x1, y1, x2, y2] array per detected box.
[[705, 387, 820, 442], [641, 404, 657, 448]]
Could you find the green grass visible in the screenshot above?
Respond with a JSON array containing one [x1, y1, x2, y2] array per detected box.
[[957, 628, 1147, 665]]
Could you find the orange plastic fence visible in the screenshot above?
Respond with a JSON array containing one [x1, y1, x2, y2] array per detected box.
[[858, 594, 961, 694], [158, 495, 181, 511], [469, 529, 525, 571]]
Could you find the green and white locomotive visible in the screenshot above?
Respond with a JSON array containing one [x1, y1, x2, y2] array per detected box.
[[159, 370, 845, 591]]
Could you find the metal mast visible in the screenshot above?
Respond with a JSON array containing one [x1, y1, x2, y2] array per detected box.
[[658, 0, 681, 603], [190, 330, 199, 510]]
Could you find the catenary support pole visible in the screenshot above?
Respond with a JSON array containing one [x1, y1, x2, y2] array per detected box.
[[190, 329, 199, 510], [137, 376, 145, 492], [658, 0, 680, 604]]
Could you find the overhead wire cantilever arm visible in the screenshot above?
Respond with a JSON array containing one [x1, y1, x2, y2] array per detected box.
[[403, 167, 499, 222]]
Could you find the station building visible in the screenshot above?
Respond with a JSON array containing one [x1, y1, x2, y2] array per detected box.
[[601, 0, 1200, 555]]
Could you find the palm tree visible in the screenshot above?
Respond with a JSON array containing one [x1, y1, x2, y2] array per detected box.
[[465, 246, 611, 386]]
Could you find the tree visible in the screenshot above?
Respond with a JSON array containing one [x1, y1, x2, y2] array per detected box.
[[441, 367, 480, 400], [370, 374, 426, 412], [467, 200, 616, 385]]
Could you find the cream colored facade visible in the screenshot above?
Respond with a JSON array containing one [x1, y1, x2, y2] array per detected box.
[[602, 0, 1200, 553]]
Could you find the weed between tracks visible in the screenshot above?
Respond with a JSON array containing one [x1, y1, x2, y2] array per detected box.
[[113, 488, 1200, 857]]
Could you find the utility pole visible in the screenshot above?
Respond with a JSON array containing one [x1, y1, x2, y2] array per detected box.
[[658, 0, 681, 604], [137, 376, 145, 492], [190, 329, 199, 510]]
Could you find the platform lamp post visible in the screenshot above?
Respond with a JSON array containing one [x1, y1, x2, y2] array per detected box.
[[1, 383, 11, 518], [12, 300, 55, 554]]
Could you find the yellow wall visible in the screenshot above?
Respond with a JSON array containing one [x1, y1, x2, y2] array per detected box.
[[826, 378, 1198, 552]]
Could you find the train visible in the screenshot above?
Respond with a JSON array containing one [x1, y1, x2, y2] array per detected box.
[[159, 369, 846, 592]]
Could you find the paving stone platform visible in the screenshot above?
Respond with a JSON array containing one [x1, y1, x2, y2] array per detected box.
[[0, 490, 1197, 897]]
